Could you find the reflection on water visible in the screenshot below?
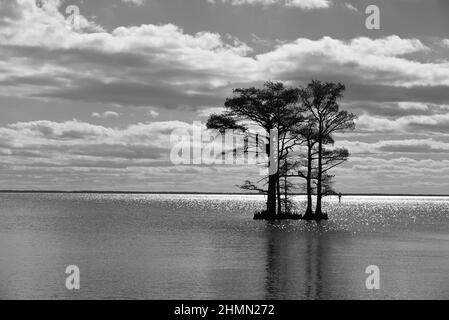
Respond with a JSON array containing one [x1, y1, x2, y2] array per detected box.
[[264, 224, 285, 299], [264, 223, 326, 300], [0, 193, 448, 299], [304, 232, 324, 300]]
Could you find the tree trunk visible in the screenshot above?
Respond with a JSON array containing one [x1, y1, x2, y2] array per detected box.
[[315, 132, 323, 216], [284, 171, 288, 213], [277, 174, 282, 214], [276, 129, 281, 215], [266, 141, 277, 216], [267, 174, 277, 215], [304, 140, 313, 217]]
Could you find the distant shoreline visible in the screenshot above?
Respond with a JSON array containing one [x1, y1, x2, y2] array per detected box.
[[0, 190, 448, 197]]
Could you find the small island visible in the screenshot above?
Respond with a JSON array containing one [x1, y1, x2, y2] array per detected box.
[[207, 80, 356, 221]]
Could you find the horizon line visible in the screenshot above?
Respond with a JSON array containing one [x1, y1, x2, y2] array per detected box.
[[0, 190, 448, 197]]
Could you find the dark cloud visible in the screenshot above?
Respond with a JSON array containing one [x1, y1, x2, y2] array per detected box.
[[346, 84, 449, 105], [344, 101, 432, 117], [379, 144, 449, 154], [35, 79, 223, 109]]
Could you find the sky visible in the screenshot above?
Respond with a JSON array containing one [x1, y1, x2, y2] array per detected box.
[[0, 0, 449, 194]]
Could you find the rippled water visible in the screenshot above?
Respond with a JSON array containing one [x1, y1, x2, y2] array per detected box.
[[0, 193, 448, 299]]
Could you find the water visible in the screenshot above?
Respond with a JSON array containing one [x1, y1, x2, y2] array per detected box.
[[0, 193, 448, 300]]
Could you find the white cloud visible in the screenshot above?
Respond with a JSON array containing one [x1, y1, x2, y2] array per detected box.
[[257, 35, 449, 88], [0, 119, 192, 158], [0, 0, 257, 107], [355, 113, 449, 134], [344, 2, 358, 12], [285, 0, 331, 9], [396, 102, 429, 111], [1, 1, 448, 193], [148, 110, 159, 118], [1, 0, 449, 111], [197, 107, 226, 118], [0, 118, 263, 191], [208, 0, 331, 10], [338, 139, 449, 155], [92, 111, 120, 118], [121, 0, 145, 5]]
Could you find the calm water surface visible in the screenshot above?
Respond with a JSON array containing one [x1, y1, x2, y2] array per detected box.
[[0, 193, 448, 299]]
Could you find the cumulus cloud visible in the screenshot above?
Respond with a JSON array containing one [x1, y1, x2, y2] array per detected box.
[[333, 156, 449, 194], [257, 36, 445, 88], [0, 119, 193, 162], [147, 110, 160, 118], [92, 111, 120, 118], [1, 117, 447, 192], [208, 0, 331, 10], [356, 113, 449, 134], [0, 118, 262, 191], [121, 0, 145, 6], [0, 118, 244, 165], [342, 101, 449, 119], [0, 0, 256, 108], [1, 0, 449, 111], [338, 139, 449, 155], [1, 0, 449, 193]]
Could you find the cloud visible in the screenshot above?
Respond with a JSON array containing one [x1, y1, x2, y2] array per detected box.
[[355, 113, 449, 134], [0, 119, 194, 163], [121, 0, 145, 5], [339, 139, 449, 155], [346, 157, 449, 178], [2, 117, 448, 192], [208, 0, 332, 10], [0, 118, 262, 191], [1, 1, 449, 111], [92, 111, 120, 118], [442, 39, 449, 48], [344, 2, 358, 12], [257, 36, 443, 88], [148, 110, 159, 118], [1, 1, 449, 193], [197, 107, 226, 118], [0, 0, 256, 108], [250, 33, 284, 48], [285, 0, 331, 9], [342, 101, 449, 118], [377, 139, 449, 154], [332, 156, 449, 194]]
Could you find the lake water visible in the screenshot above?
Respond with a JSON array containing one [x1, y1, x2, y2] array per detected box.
[[0, 193, 448, 300]]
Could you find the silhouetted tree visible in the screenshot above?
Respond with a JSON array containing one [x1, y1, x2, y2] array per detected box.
[[207, 80, 356, 220], [280, 159, 297, 214], [299, 80, 356, 217], [290, 115, 319, 218], [286, 113, 335, 219], [207, 82, 302, 216]]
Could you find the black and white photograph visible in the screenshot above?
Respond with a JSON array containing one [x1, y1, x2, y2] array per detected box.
[[0, 0, 448, 305]]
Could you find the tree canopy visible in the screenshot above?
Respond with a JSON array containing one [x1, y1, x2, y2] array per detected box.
[[207, 80, 357, 220]]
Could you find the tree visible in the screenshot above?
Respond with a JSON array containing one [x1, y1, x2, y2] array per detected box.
[[290, 115, 319, 218], [286, 110, 336, 219], [298, 80, 356, 217], [279, 159, 297, 214], [207, 82, 302, 216]]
